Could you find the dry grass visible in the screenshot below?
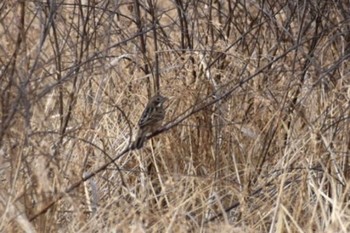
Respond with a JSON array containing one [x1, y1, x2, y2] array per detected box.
[[1, 0, 350, 232]]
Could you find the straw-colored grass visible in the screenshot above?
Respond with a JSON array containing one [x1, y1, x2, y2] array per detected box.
[[1, 1, 350, 232]]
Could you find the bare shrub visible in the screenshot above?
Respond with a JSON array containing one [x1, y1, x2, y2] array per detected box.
[[1, 0, 350, 232]]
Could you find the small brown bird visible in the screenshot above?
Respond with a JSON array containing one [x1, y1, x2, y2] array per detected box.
[[132, 94, 167, 149]]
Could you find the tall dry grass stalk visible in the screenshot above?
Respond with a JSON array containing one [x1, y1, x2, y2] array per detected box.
[[1, 1, 350, 232]]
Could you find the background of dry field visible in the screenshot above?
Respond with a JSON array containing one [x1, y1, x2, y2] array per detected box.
[[1, 0, 350, 232]]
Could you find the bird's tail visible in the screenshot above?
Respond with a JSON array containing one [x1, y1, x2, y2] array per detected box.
[[132, 130, 146, 149]]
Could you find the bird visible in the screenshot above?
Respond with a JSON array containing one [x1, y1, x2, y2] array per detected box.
[[132, 94, 167, 149]]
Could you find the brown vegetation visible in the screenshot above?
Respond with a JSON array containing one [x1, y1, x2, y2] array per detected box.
[[1, 0, 350, 232]]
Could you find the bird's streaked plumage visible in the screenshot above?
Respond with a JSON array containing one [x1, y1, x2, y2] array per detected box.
[[132, 94, 167, 149]]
